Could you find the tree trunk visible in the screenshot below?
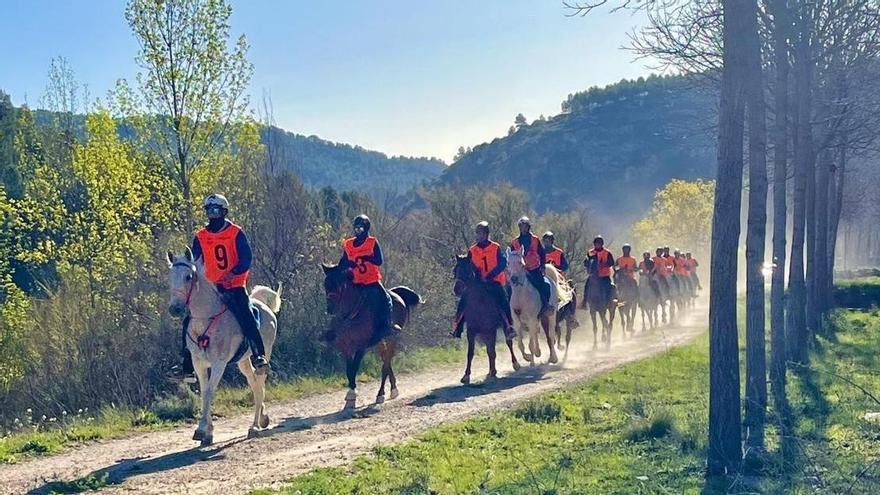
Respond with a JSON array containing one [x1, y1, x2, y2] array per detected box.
[[813, 146, 831, 327], [743, 0, 768, 450], [769, 0, 789, 404], [827, 143, 845, 296], [708, 0, 749, 476], [787, 0, 812, 365]]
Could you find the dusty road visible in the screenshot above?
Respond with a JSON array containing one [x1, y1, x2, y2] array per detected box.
[[2, 307, 706, 495]]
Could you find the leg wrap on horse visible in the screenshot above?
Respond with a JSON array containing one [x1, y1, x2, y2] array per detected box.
[[222, 287, 266, 357]]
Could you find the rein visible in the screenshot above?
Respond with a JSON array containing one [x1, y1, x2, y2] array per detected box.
[[327, 282, 366, 321]]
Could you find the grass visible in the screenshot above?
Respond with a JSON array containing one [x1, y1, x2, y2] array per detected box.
[[261, 285, 880, 494], [0, 342, 466, 464], [834, 276, 880, 308]]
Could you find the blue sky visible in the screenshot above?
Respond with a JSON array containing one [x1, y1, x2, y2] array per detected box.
[[1, 1, 653, 162]]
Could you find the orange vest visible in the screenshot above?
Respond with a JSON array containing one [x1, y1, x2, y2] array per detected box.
[[343, 236, 382, 285], [674, 257, 689, 276], [545, 247, 565, 273], [617, 255, 637, 279], [511, 234, 542, 271], [469, 242, 507, 285], [652, 256, 670, 276], [687, 258, 699, 271], [196, 223, 249, 289], [590, 248, 613, 278]]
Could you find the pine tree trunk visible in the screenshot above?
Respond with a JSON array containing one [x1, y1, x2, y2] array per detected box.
[[787, 0, 812, 364], [813, 146, 831, 326], [744, 0, 768, 450], [708, 0, 749, 476], [827, 143, 845, 297], [769, 0, 789, 400]]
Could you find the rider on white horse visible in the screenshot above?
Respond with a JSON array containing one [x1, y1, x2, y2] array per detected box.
[[172, 194, 269, 379], [510, 217, 552, 317]]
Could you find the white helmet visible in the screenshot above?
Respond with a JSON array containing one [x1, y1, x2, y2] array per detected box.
[[518, 216, 531, 226], [203, 193, 229, 210]]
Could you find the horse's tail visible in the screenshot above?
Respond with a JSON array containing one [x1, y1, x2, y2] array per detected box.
[[390, 286, 424, 309], [251, 283, 283, 313]]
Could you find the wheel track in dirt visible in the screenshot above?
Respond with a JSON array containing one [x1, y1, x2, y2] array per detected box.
[[1, 306, 706, 495]]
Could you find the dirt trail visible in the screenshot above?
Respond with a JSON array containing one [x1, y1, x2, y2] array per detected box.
[[1, 307, 706, 495]]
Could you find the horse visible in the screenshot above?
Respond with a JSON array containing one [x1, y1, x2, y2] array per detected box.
[[506, 249, 559, 365], [167, 248, 282, 446], [614, 271, 639, 335], [637, 271, 660, 331], [453, 255, 521, 384], [320, 263, 422, 409], [583, 274, 617, 347]]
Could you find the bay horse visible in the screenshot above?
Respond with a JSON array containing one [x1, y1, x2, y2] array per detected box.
[[320, 263, 422, 409], [167, 248, 282, 445], [583, 274, 617, 347], [555, 280, 579, 354], [453, 255, 521, 384], [638, 271, 660, 331], [614, 271, 639, 335], [507, 249, 559, 365]]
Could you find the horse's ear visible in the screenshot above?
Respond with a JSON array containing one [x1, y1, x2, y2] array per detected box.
[[184, 246, 194, 262], [320, 262, 332, 274], [456, 254, 467, 261], [166, 251, 175, 266]]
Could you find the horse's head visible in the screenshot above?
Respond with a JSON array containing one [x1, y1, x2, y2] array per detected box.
[[453, 254, 477, 296], [506, 246, 526, 285], [166, 247, 199, 318], [321, 262, 354, 315]]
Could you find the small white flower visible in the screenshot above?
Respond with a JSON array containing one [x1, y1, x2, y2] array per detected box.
[[41, 415, 47, 421]]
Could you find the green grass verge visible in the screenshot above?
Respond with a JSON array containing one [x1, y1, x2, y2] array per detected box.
[[0, 342, 465, 464], [834, 277, 880, 309], [263, 307, 880, 494]]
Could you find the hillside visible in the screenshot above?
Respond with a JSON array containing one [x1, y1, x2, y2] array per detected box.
[[440, 75, 718, 222]]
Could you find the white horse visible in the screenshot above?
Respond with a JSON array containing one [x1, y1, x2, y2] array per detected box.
[[507, 248, 559, 365], [167, 248, 282, 446]]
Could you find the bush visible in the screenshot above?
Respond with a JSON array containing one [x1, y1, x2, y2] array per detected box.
[[514, 399, 562, 423], [625, 408, 676, 442]]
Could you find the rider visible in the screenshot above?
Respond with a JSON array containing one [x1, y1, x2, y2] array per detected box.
[[336, 214, 399, 344], [685, 252, 702, 290], [663, 246, 680, 293], [542, 232, 569, 274], [639, 251, 661, 297], [585, 235, 617, 302], [542, 231, 580, 327], [614, 243, 637, 282], [510, 217, 552, 317], [673, 249, 691, 293], [173, 193, 268, 379], [451, 221, 516, 340], [652, 247, 672, 295]]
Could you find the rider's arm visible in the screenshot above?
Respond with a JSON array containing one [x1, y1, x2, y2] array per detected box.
[[537, 242, 546, 266], [191, 236, 203, 261], [583, 254, 591, 269], [559, 252, 569, 272], [607, 253, 615, 269], [369, 241, 384, 266], [230, 230, 252, 275], [486, 248, 507, 280]]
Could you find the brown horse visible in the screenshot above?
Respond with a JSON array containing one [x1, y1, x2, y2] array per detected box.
[[320, 263, 423, 409], [583, 274, 617, 347], [554, 281, 579, 354], [614, 271, 639, 336], [453, 255, 521, 384]]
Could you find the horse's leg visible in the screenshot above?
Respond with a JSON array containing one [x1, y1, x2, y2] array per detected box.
[[590, 310, 598, 348], [192, 357, 210, 442], [462, 331, 475, 384], [530, 321, 542, 359], [199, 361, 225, 446], [376, 342, 392, 403], [237, 359, 265, 437], [542, 315, 559, 364], [486, 332, 498, 381], [504, 330, 521, 371], [344, 349, 365, 409], [517, 330, 532, 364]]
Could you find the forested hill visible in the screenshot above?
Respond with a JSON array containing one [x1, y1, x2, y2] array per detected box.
[[439, 75, 718, 222], [24, 109, 446, 199], [260, 126, 446, 197]]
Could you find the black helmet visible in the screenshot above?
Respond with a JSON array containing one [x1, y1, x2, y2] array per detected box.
[[475, 221, 490, 233], [353, 214, 371, 232], [542, 231, 555, 241]]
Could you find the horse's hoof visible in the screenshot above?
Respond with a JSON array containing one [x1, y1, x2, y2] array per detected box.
[[343, 399, 356, 411], [557, 343, 566, 351], [549, 354, 559, 364], [345, 389, 357, 402], [534, 347, 542, 358], [512, 361, 521, 371], [460, 374, 470, 385], [484, 373, 498, 383], [192, 429, 204, 441], [260, 414, 270, 429], [200, 434, 213, 446], [522, 352, 533, 363], [390, 388, 399, 400], [247, 427, 260, 439], [376, 394, 385, 404]]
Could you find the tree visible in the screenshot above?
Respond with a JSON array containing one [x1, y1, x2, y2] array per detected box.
[[453, 146, 468, 162], [124, 0, 253, 231], [508, 125, 516, 136], [514, 113, 527, 130], [631, 179, 715, 257], [0, 91, 18, 197], [707, 0, 751, 475]]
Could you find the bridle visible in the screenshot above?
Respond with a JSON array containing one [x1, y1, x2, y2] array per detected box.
[[172, 261, 228, 349]]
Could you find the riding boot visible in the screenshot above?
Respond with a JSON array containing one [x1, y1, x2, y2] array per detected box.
[[170, 317, 195, 382], [450, 297, 466, 338], [224, 287, 269, 372]]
